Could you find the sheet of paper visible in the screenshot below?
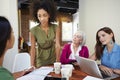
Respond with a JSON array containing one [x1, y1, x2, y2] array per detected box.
[[17, 75, 45, 80], [17, 66, 53, 80], [28, 66, 53, 76], [83, 76, 104, 80]]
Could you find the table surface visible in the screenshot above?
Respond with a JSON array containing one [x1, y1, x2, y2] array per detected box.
[[17, 65, 120, 80], [49, 66, 120, 80], [50, 67, 87, 80]]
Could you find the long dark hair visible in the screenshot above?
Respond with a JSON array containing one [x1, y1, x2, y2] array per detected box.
[[0, 16, 12, 57], [31, 0, 57, 23], [95, 27, 115, 60]]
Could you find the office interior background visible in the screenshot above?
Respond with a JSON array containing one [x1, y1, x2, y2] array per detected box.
[[0, 0, 120, 72]]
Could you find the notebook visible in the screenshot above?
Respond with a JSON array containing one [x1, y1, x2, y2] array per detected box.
[[75, 56, 119, 80]]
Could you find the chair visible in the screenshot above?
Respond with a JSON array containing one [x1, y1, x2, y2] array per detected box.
[[12, 52, 31, 73]]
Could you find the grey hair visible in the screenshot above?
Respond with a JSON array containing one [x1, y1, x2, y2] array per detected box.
[[76, 30, 86, 46]]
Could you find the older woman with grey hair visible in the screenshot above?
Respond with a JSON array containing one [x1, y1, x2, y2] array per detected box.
[[60, 31, 89, 64]]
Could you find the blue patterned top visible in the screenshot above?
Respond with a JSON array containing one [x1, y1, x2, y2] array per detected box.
[[101, 43, 120, 69]]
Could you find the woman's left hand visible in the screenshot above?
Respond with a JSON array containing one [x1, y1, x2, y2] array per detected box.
[[113, 69, 120, 75]]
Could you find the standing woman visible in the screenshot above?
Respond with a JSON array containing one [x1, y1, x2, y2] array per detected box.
[[30, 0, 61, 68], [90, 27, 120, 75]]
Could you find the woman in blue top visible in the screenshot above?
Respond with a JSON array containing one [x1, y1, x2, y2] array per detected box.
[[90, 27, 120, 76]]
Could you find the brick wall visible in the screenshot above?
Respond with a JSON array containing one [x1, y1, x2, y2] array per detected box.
[[21, 9, 30, 42]]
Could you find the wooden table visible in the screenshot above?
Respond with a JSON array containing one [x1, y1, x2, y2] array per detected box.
[[17, 64, 120, 80], [48, 66, 88, 80], [48, 66, 120, 80]]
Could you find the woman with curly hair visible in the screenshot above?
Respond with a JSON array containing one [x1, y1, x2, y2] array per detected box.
[[30, 0, 61, 68]]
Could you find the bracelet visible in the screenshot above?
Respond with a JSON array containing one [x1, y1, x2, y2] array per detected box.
[[98, 64, 101, 66]]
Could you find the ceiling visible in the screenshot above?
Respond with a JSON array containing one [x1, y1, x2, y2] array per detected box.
[[18, 0, 79, 14]]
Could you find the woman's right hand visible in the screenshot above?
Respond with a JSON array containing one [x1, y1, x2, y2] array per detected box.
[[72, 62, 79, 66], [99, 65, 114, 76], [113, 69, 120, 75], [13, 66, 36, 79], [23, 66, 36, 75]]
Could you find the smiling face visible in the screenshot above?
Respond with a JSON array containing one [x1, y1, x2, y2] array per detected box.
[[98, 30, 113, 45], [37, 9, 50, 26]]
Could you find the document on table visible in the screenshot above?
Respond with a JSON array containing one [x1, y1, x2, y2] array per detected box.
[[83, 76, 104, 80], [17, 66, 53, 80]]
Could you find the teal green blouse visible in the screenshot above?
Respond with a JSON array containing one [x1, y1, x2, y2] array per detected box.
[[0, 66, 14, 80]]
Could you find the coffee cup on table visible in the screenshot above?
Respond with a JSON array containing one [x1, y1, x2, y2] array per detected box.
[[54, 62, 61, 74], [61, 68, 70, 80], [63, 64, 74, 77]]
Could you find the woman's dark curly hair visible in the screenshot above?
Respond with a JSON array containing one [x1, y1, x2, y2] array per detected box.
[[95, 27, 115, 60], [0, 16, 12, 57], [31, 0, 57, 23]]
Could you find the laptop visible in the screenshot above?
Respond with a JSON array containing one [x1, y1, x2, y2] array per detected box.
[[75, 56, 119, 80]]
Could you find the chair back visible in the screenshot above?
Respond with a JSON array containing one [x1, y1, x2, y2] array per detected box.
[[12, 53, 31, 73]]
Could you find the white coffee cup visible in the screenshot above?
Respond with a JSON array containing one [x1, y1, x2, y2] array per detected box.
[[61, 68, 70, 80], [63, 64, 74, 77], [54, 62, 61, 74]]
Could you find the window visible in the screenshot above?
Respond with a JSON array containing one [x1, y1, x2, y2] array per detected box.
[[62, 22, 73, 41]]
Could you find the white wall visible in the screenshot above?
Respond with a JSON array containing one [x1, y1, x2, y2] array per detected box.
[[79, 0, 120, 55], [0, 0, 18, 72], [73, 11, 79, 34]]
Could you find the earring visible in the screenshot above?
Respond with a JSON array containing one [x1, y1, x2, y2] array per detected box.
[[110, 40, 113, 45]]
